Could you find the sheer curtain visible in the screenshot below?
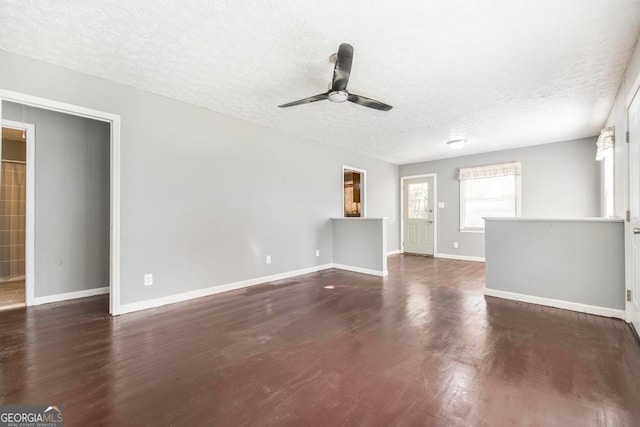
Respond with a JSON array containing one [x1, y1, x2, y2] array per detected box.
[[596, 126, 615, 217], [0, 161, 26, 280]]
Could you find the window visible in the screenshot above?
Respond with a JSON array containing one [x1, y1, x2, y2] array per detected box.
[[343, 166, 366, 217], [596, 126, 615, 217], [602, 149, 614, 217], [408, 182, 429, 219], [459, 162, 521, 231]]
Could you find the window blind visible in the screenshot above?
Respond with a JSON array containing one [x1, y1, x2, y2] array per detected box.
[[458, 162, 521, 181]]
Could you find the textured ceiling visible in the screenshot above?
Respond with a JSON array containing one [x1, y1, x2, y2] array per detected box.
[[1, 0, 639, 164]]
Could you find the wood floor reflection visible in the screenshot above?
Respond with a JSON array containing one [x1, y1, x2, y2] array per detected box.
[[0, 279, 25, 310], [0, 255, 638, 426]]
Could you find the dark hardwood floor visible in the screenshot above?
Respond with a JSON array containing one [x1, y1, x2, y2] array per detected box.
[[1, 255, 639, 426]]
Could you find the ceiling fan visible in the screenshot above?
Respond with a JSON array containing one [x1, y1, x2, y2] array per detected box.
[[278, 43, 393, 111]]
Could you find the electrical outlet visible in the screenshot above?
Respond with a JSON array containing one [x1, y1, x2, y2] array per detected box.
[[453, 242, 459, 249], [266, 255, 271, 265], [144, 273, 153, 286], [316, 249, 320, 257]]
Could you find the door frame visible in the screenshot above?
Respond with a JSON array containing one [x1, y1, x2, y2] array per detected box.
[[625, 82, 640, 325], [1, 120, 35, 306], [400, 173, 437, 255], [0, 89, 122, 316]]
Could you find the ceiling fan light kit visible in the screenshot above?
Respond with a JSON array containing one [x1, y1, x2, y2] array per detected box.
[[278, 43, 392, 111], [328, 90, 349, 103]]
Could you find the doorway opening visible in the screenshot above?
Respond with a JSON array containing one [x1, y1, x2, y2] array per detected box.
[[401, 174, 437, 256], [0, 90, 121, 315], [0, 122, 32, 310], [343, 165, 366, 217]]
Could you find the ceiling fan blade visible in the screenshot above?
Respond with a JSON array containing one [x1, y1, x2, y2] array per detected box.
[[331, 43, 354, 91], [278, 93, 329, 108], [348, 94, 393, 111]]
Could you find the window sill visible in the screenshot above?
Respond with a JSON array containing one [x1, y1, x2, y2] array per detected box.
[[459, 229, 485, 234]]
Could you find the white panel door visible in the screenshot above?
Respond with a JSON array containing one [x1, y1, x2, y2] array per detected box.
[[403, 176, 434, 255], [627, 88, 640, 331]]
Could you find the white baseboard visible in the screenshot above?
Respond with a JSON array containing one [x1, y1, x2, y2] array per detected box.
[[484, 288, 625, 319], [116, 264, 334, 315], [435, 253, 485, 262], [386, 250, 401, 256], [34, 287, 109, 305], [331, 263, 388, 277]]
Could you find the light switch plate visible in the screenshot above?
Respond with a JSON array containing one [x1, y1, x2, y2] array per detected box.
[[438, 202, 445, 208]]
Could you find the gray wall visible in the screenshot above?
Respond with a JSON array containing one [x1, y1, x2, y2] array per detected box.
[[485, 219, 625, 310], [332, 218, 387, 273], [0, 50, 399, 305], [400, 138, 600, 258], [3, 102, 110, 297]]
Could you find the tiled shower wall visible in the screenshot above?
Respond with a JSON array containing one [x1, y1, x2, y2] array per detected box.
[[0, 161, 26, 279]]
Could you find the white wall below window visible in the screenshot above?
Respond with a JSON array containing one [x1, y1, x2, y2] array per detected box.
[[400, 138, 600, 259]]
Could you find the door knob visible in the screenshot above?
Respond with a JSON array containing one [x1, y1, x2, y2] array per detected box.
[[427, 220, 433, 224], [634, 228, 640, 234]]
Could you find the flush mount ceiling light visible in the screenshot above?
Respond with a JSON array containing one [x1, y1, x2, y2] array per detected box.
[[447, 139, 467, 149]]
